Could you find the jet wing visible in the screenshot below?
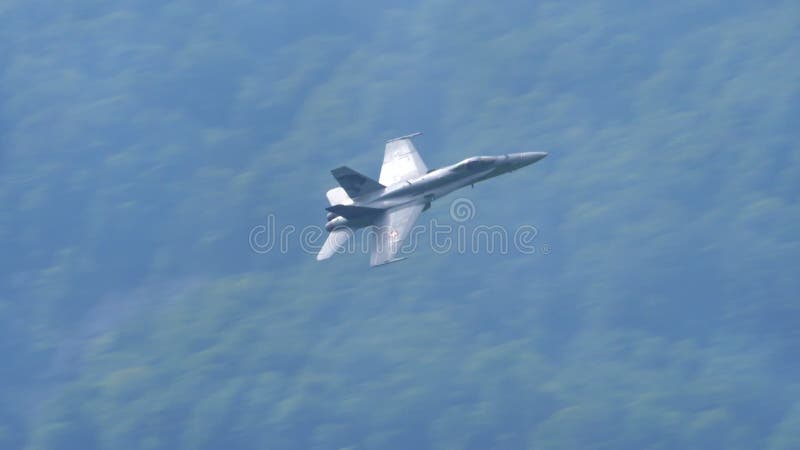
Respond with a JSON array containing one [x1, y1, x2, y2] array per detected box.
[[370, 203, 425, 267], [379, 132, 428, 186]]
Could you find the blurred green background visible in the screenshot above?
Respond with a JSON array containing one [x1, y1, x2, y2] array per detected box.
[[1, 1, 799, 449]]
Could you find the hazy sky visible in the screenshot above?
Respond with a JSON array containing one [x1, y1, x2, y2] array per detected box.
[[1, 1, 799, 449]]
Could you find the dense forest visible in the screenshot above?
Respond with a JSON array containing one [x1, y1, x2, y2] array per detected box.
[[1, 1, 798, 449]]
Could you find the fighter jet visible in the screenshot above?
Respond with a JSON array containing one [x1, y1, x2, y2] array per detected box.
[[318, 132, 547, 266]]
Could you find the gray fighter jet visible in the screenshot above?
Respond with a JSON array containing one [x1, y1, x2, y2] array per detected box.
[[318, 132, 547, 266]]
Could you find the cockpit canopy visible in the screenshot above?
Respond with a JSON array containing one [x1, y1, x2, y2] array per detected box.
[[455, 156, 495, 171]]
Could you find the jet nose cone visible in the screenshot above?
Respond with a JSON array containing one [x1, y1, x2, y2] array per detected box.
[[524, 151, 548, 161], [512, 151, 548, 168]]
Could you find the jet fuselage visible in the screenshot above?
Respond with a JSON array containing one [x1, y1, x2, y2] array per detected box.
[[346, 151, 547, 222], [318, 132, 549, 266]]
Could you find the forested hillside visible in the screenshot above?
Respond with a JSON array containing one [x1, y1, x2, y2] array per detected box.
[[1, 1, 798, 449]]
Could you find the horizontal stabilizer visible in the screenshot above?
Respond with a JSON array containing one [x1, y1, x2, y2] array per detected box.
[[331, 166, 384, 199], [326, 187, 353, 206], [325, 204, 383, 219]]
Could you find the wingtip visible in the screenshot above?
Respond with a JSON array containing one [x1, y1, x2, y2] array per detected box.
[[385, 132, 422, 143], [330, 165, 349, 175], [370, 257, 408, 268]]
